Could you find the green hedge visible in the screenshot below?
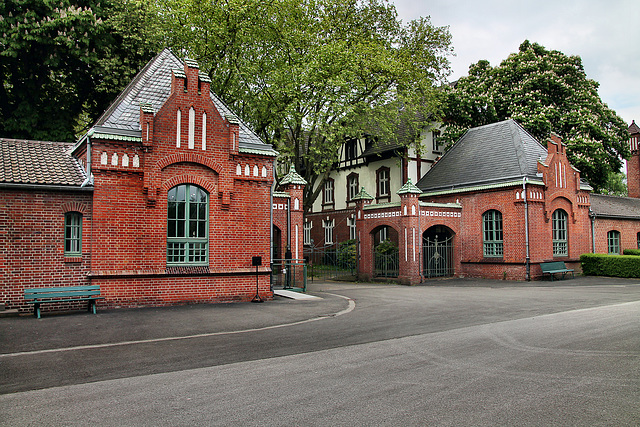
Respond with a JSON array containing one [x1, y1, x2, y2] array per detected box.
[[580, 253, 640, 278], [623, 249, 640, 256]]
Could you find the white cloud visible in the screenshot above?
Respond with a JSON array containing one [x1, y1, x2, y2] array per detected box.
[[393, 0, 640, 125]]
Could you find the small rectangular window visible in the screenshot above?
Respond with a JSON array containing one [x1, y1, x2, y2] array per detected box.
[[608, 230, 620, 255], [64, 212, 82, 256]]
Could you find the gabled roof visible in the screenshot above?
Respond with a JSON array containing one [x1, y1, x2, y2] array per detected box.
[[590, 194, 640, 219], [0, 139, 87, 187], [417, 119, 547, 193], [90, 48, 276, 156], [629, 120, 640, 136]]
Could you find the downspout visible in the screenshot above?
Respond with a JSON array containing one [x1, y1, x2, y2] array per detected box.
[[589, 208, 596, 253], [523, 177, 531, 281], [81, 130, 93, 187], [270, 158, 276, 290]]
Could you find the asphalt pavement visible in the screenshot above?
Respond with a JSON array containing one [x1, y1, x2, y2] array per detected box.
[[1, 275, 638, 356]]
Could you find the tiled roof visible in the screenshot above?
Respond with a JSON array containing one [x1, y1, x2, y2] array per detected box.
[[397, 178, 422, 195], [590, 194, 640, 219], [0, 138, 87, 186], [278, 165, 307, 186], [629, 120, 639, 136], [417, 119, 548, 193], [92, 48, 276, 156]]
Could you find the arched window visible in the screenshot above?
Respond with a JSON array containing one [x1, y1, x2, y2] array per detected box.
[[482, 210, 503, 257], [607, 230, 620, 254], [64, 212, 82, 256], [167, 184, 208, 265], [552, 209, 568, 257]]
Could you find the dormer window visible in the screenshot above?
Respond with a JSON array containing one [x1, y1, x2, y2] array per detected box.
[[345, 139, 358, 161]]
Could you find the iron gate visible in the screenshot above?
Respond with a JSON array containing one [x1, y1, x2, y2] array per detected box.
[[374, 250, 399, 277], [423, 234, 454, 278]]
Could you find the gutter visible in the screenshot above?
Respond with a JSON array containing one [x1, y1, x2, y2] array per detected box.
[[0, 183, 93, 192]]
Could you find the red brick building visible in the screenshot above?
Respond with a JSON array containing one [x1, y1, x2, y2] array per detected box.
[[1, 50, 304, 313], [356, 119, 640, 283]]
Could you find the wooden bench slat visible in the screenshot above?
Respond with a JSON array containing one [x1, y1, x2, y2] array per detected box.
[[25, 297, 104, 305], [24, 285, 100, 294], [25, 290, 101, 299]]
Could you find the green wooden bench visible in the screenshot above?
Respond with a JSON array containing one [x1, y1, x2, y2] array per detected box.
[[540, 261, 574, 281], [24, 285, 104, 319]]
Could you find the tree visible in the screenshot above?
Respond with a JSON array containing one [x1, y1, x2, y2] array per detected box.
[[0, 0, 162, 142], [157, 0, 452, 211], [442, 40, 630, 191]]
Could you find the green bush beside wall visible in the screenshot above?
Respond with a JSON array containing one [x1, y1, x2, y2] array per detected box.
[[622, 249, 640, 256], [580, 253, 640, 278]]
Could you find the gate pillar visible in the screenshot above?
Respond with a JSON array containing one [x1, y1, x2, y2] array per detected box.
[[353, 187, 374, 281], [397, 179, 423, 285]]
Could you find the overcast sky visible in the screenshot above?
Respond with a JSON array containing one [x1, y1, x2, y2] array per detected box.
[[393, 0, 640, 127]]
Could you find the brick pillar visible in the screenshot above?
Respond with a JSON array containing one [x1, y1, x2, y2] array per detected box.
[[353, 187, 374, 281], [397, 179, 422, 285]]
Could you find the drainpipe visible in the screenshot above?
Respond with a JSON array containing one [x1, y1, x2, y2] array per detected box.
[[589, 208, 596, 253], [81, 130, 93, 187], [523, 177, 531, 281], [270, 158, 276, 289]]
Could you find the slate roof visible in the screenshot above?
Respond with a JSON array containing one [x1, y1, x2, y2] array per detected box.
[[590, 194, 640, 219], [0, 138, 87, 186], [629, 120, 640, 135], [417, 119, 548, 193], [92, 48, 276, 156]]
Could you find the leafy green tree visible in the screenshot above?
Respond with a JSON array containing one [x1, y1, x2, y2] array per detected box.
[[157, 0, 452, 211], [597, 171, 627, 197], [0, 0, 161, 141], [442, 40, 630, 191]]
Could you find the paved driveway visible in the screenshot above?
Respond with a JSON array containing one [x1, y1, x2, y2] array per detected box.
[[1, 277, 639, 426]]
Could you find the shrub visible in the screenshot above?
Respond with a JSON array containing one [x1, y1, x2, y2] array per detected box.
[[580, 253, 640, 278], [337, 239, 357, 269], [375, 239, 398, 255], [623, 249, 640, 256]]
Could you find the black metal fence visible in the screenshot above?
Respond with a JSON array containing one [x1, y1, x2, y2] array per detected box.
[[271, 259, 307, 291], [304, 241, 357, 281]]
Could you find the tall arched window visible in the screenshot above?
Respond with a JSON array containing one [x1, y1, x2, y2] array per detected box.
[[607, 230, 620, 254], [552, 209, 568, 257], [167, 184, 208, 265], [482, 210, 503, 257]]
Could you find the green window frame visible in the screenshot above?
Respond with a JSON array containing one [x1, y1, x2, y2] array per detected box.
[[167, 184, 209, 265], [552, 209, 568, 257], [607, 230, 620, 254], [482, 210, 503, 257], [64, 212, 82, 256]]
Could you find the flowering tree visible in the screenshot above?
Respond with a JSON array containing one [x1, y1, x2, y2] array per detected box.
[[443, 40, 630, 191]]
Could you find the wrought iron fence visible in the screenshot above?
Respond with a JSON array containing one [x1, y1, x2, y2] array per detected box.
[[271, 259, 307, 291], [304, 241, 357, 281], [374, 250, 399, 277]]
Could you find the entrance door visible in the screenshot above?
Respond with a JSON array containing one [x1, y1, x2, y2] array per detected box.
[[423, 226, 454, 278]]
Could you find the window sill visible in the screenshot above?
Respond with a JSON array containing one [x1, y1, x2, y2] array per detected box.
[[64, 256, 82, 263]]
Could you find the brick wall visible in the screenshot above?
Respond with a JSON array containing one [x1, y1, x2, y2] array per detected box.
[[0, 189, 93, 312]]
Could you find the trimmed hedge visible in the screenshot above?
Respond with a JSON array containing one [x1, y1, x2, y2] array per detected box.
[[580, 253, 640, 278], [623, 249, 640, 256]]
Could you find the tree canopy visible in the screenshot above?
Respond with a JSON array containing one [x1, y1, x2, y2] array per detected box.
[[0, 0, 161, 141], [157, 0, 452, 211], [442, 40, 630, 192]]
